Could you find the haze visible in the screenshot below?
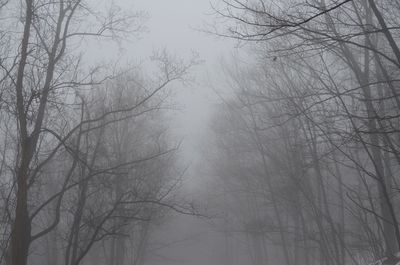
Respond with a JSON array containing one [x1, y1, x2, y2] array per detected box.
[[1, 1, 400, 265]]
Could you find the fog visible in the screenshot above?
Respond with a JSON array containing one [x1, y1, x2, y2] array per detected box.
[[1, 1, 400, 265]]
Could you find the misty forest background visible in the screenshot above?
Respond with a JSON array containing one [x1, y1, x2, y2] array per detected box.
[[1, 0, 400, 265]]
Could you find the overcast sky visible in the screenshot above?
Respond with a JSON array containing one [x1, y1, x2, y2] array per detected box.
[[133, 0, 229, 59], [120, 0, 236, 188], [130, 0, 234, 130], [83, 0, 236, 182]]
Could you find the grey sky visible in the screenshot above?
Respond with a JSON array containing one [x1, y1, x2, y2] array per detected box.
[[83, 0, 235, 177], [122, 0, 236, 185], [133, 0, 226, 59]]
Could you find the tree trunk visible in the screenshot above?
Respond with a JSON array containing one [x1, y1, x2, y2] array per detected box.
[[11, 159, 31, 265]]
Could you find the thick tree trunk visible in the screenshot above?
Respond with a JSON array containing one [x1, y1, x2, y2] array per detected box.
[[11, 163, 31, 265], [11, 0, 34, 263]]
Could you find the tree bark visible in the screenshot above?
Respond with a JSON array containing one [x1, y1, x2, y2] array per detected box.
[[11, 0, 34, 264]]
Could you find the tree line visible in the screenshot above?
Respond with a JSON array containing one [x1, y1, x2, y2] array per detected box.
[[208, 1, 400, 265], [0, 1, 197, 265]]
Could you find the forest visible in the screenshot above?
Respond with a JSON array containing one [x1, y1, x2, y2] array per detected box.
[[0, 1, 400, 265]]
